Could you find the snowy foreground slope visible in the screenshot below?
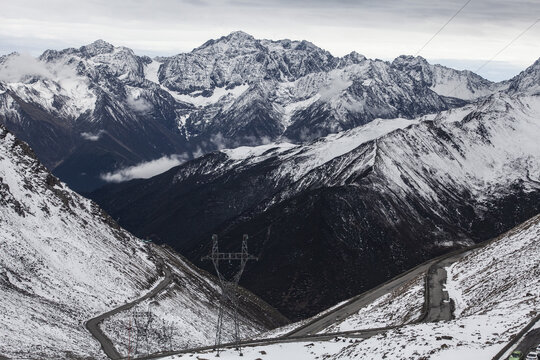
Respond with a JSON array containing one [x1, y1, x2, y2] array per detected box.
[[0, 124, 284, 359], [162, 214, 540, 360]]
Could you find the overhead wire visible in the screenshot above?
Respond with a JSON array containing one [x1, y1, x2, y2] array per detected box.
[[445, 16, 540, 98], [415, 0, 473, 56], [473, 17, 540, 74]]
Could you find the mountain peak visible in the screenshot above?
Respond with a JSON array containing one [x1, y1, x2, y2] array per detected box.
[[526, 57, 540, 71], [0, 51, 20, 65], [226, 30, 255, 40], [340, 51, 366, 65], [80, 39, 114, 56], [392, 55, 429, 66], [508, 56, 540, 94], [196, 30, 256, 50]]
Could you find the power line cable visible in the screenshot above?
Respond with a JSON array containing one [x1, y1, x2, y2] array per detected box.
[[444, 16, 540, 98], [415, 0, 473, 56], [473, 17, 540, 73]]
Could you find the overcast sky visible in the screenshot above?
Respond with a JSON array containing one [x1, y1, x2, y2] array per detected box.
[[1, 0, 538, 81]]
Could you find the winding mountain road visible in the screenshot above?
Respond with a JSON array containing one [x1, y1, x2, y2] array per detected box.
[[285, 261, 433, 337], [286, 248, 472, 337], [85, 265, 172, 360], [121, 246, 480, 360], [88, 242, 483, 360]]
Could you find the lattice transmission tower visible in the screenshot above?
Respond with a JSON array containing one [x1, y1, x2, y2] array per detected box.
[[202, 234, 257, 356]]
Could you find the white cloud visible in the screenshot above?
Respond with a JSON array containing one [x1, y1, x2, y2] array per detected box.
[[0, 52, 82, 85], [126, 95, 152, 112], [193, 146, 205, 159], [0, 53, 52, 82], [210, 132, 227, 150], [80, 130, 105, 141], [100, 154, 188, 183], [319, 77, 352, 101]]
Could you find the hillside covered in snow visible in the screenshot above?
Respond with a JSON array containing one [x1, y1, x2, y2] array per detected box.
[[0, 124, 285, 359]]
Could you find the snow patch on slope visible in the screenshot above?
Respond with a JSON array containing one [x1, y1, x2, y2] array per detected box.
[[174, 84, 249, 107], [0, 126, 157, 358], [144, 60, 161, 83], [0, 125, 271, 358], [446, 215, 540, 321]]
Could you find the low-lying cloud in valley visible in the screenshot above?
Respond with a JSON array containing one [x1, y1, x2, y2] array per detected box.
[[101, 154, 189, 183], [80, 130, 105, 141], [319, 77, 353, 101], [126, 95, 153, 112]]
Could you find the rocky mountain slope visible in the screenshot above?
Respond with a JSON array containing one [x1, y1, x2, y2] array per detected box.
[[163, 213, 540, 359], [0, 32, 497, 191], [90, 59, 540, 320], [0, 124, 285, 359]]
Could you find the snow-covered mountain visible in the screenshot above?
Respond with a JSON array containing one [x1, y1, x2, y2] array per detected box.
[[158, 31, 339, 92], [91, 65, 540, 320], [0, 42, 189, 192], [0, 124, 286, 358], [392, 55, 500, 100], [508, 58, 540, 94], [0, 32, 500, 191]]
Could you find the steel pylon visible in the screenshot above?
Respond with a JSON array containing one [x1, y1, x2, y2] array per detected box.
[[202, 234, 257, 356]]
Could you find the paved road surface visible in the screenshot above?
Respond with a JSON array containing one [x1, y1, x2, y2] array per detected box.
[[89, 241, 486, 360], [128, 328, 405, 360], [515, 328, 540, 356], [492, 315, 540, 360], [286, 262, 433, 336], [423, 255, 467, 322], [85, 265, 172, 360], [120, 248, 475, 360], [288, 249, 471, 337]]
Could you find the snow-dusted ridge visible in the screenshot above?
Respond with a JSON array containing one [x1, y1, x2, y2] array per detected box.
[[219, 90, 540, 199], [221, 116, 423, 179]]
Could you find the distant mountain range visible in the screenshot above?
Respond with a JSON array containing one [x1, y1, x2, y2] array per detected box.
[[0, 31, 504, 191], [90, 56, 540, 319]]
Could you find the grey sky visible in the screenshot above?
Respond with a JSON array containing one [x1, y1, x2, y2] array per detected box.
[[1, 0, 538, 81]]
